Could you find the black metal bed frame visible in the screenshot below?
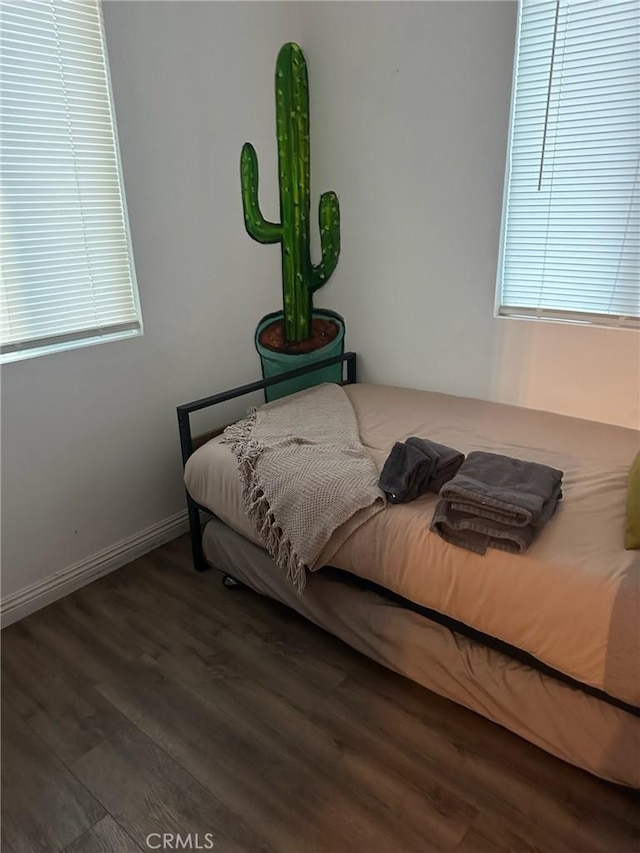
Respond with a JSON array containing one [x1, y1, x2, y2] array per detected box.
[[176, 352, 640, 718], [176, 351, 357, 573]]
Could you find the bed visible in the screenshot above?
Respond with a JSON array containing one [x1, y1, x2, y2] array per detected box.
[[177, 352, 640, 788]]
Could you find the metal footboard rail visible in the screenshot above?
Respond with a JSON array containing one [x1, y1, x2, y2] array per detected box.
[[176, 351, 358, 571]]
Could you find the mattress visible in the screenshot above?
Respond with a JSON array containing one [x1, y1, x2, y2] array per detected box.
[[184, 383, 640, 709], [202, 517, 640, 788]]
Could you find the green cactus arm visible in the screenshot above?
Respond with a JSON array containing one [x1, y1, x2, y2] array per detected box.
[[240, 143, 282, 244], [310, 191, 340, 292]]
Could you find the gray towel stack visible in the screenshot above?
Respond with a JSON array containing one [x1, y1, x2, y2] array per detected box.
[[379, 437, 465, 503], [430, 451, 563, 555]]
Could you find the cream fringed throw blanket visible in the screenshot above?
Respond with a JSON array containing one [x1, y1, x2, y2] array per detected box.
[[222, 383, 385, 592]]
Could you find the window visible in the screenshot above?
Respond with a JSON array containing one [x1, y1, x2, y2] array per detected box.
[[496, 0, 639, 328], [0, 0, 141, 363]]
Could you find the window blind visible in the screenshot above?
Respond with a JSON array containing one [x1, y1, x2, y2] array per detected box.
[[497, 0, 640, 328], [0, 0, 141, 362]]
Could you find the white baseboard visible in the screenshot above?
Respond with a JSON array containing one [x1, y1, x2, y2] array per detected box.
[[1, 510, 189, 628]]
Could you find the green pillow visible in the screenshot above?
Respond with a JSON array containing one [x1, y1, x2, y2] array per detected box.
[[625, 452, 640, 550]]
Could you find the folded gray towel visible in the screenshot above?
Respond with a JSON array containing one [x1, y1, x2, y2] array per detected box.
[[379, 437, 465, 503], [430, 451, 563, 555]]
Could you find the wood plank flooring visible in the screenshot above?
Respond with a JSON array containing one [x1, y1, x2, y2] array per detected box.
[[2, 534, 639, 853]]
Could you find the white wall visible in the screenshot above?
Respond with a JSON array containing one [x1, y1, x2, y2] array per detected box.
[[299, 0, 639, 429], [1, 1, 301, 607], [2, 1, 638, 616]]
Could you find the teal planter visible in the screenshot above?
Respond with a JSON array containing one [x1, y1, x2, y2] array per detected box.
[[255, 309, 345, 402]]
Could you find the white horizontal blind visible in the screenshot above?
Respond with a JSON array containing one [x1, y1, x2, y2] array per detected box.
[[0, 0, 141, 361], [497, 0, 640, 327]]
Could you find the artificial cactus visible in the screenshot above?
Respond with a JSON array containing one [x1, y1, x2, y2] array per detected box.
[[241, 42, 340, 343]]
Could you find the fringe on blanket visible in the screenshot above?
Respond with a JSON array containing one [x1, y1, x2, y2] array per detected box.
[[223, 411, 307, 593]]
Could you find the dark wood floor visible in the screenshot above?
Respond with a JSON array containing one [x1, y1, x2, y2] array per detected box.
[[2, 535, 639, 853]]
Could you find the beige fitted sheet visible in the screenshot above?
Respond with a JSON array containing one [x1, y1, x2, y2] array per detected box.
[[184, 383, 640, 707], [203, 517, 640, 788]]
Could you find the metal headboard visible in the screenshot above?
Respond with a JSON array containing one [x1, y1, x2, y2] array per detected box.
[[177, 351, 358, 571]]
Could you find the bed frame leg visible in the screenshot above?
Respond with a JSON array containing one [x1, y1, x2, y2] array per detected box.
[[222, 574, 244, 590], [186, 493, 209, 572]]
